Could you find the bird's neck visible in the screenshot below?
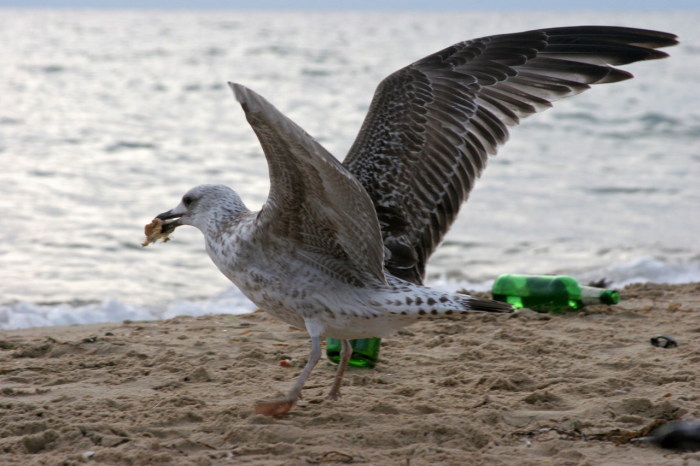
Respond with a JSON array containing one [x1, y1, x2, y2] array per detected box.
[[204, 203, 251, 237]]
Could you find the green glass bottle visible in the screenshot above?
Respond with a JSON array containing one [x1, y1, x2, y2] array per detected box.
[[492, 274, 619, 313], [326, 338, 381, 368]]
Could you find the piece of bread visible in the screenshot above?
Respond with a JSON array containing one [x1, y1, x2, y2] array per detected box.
[[141, 218, 172, 247]]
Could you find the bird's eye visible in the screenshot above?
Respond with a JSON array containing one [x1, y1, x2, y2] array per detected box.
[[183, 196, 193, 207]]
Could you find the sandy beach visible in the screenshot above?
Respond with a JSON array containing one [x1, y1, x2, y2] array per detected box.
[[1, 282, 699, 465]]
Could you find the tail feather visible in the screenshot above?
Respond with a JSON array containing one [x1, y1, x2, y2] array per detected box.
[[465, 296, 513, 314], [372, 276, 514, 325], [323, 285, 514, 339]]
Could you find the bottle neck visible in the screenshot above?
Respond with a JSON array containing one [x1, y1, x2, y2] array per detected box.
[[580, 286, 619, 305]]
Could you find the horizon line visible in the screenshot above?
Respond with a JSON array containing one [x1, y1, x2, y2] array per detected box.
[[1, 6, 698, 11]]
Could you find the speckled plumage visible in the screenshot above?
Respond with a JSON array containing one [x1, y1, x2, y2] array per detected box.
[[200, 199, 504, 340], [153, 26, 676, 415], [165, 182, 506, 342]]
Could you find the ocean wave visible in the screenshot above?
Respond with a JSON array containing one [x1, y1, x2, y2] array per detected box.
[[599, 257, 700, 288], [104, 141, 158, 152], [24, 65, 67, 74], [434, 256, 700, 293], [0, 289, 257, 331], [583, 187, 673, 195], [2, 258, 697, 331]]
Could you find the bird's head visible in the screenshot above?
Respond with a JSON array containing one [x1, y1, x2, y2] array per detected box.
[[155, 184, 248, 234]]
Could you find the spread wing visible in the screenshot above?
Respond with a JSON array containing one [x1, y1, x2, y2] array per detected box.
[[229, 83, 386, 286], [342, 26, 678, 284]]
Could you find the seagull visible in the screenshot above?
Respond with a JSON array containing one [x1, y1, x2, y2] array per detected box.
[[149, 26, 677, 416]]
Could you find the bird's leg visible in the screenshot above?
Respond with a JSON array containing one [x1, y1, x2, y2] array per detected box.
[[255, 335, 321, 417], [327, 339, 352, 401]]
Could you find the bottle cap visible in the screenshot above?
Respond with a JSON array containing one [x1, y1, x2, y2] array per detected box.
[[600, 290, 620, 305]]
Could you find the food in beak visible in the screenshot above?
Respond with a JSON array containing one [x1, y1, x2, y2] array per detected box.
[[141, 218, 176, 247]]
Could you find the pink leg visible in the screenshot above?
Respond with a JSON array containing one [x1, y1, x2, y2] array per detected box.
[[327, 339, 352, 401], [255, 335, 321, 417]]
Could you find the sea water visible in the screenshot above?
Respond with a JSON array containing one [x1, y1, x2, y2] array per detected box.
[[1, 10, 699, 329]]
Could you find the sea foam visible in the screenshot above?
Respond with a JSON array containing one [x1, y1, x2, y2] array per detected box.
[[2, 258, 697, 331]]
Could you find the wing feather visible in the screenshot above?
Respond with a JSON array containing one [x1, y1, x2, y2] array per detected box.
[[230, 83, 387, 285], [343, 26, 677, 284]]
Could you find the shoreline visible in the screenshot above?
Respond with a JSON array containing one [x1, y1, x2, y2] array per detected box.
[[1, 282, 699, 465]]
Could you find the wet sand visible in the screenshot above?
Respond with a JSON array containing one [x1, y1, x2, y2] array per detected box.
[[1, 282, 699, 465]]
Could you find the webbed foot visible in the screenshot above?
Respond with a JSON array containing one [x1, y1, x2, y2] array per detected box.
[[254, 397, 298, 417]]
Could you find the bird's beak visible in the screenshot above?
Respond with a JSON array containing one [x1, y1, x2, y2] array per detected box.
[[156, 209, 184, 234], [156, 209, 182, 221]]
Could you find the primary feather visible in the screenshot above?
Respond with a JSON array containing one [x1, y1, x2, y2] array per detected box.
[[343, 26, 677, 284]]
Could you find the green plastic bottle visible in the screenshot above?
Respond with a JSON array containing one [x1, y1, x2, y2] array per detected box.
[[326, 338, 381, 368], [492, 274, 619, 313]]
